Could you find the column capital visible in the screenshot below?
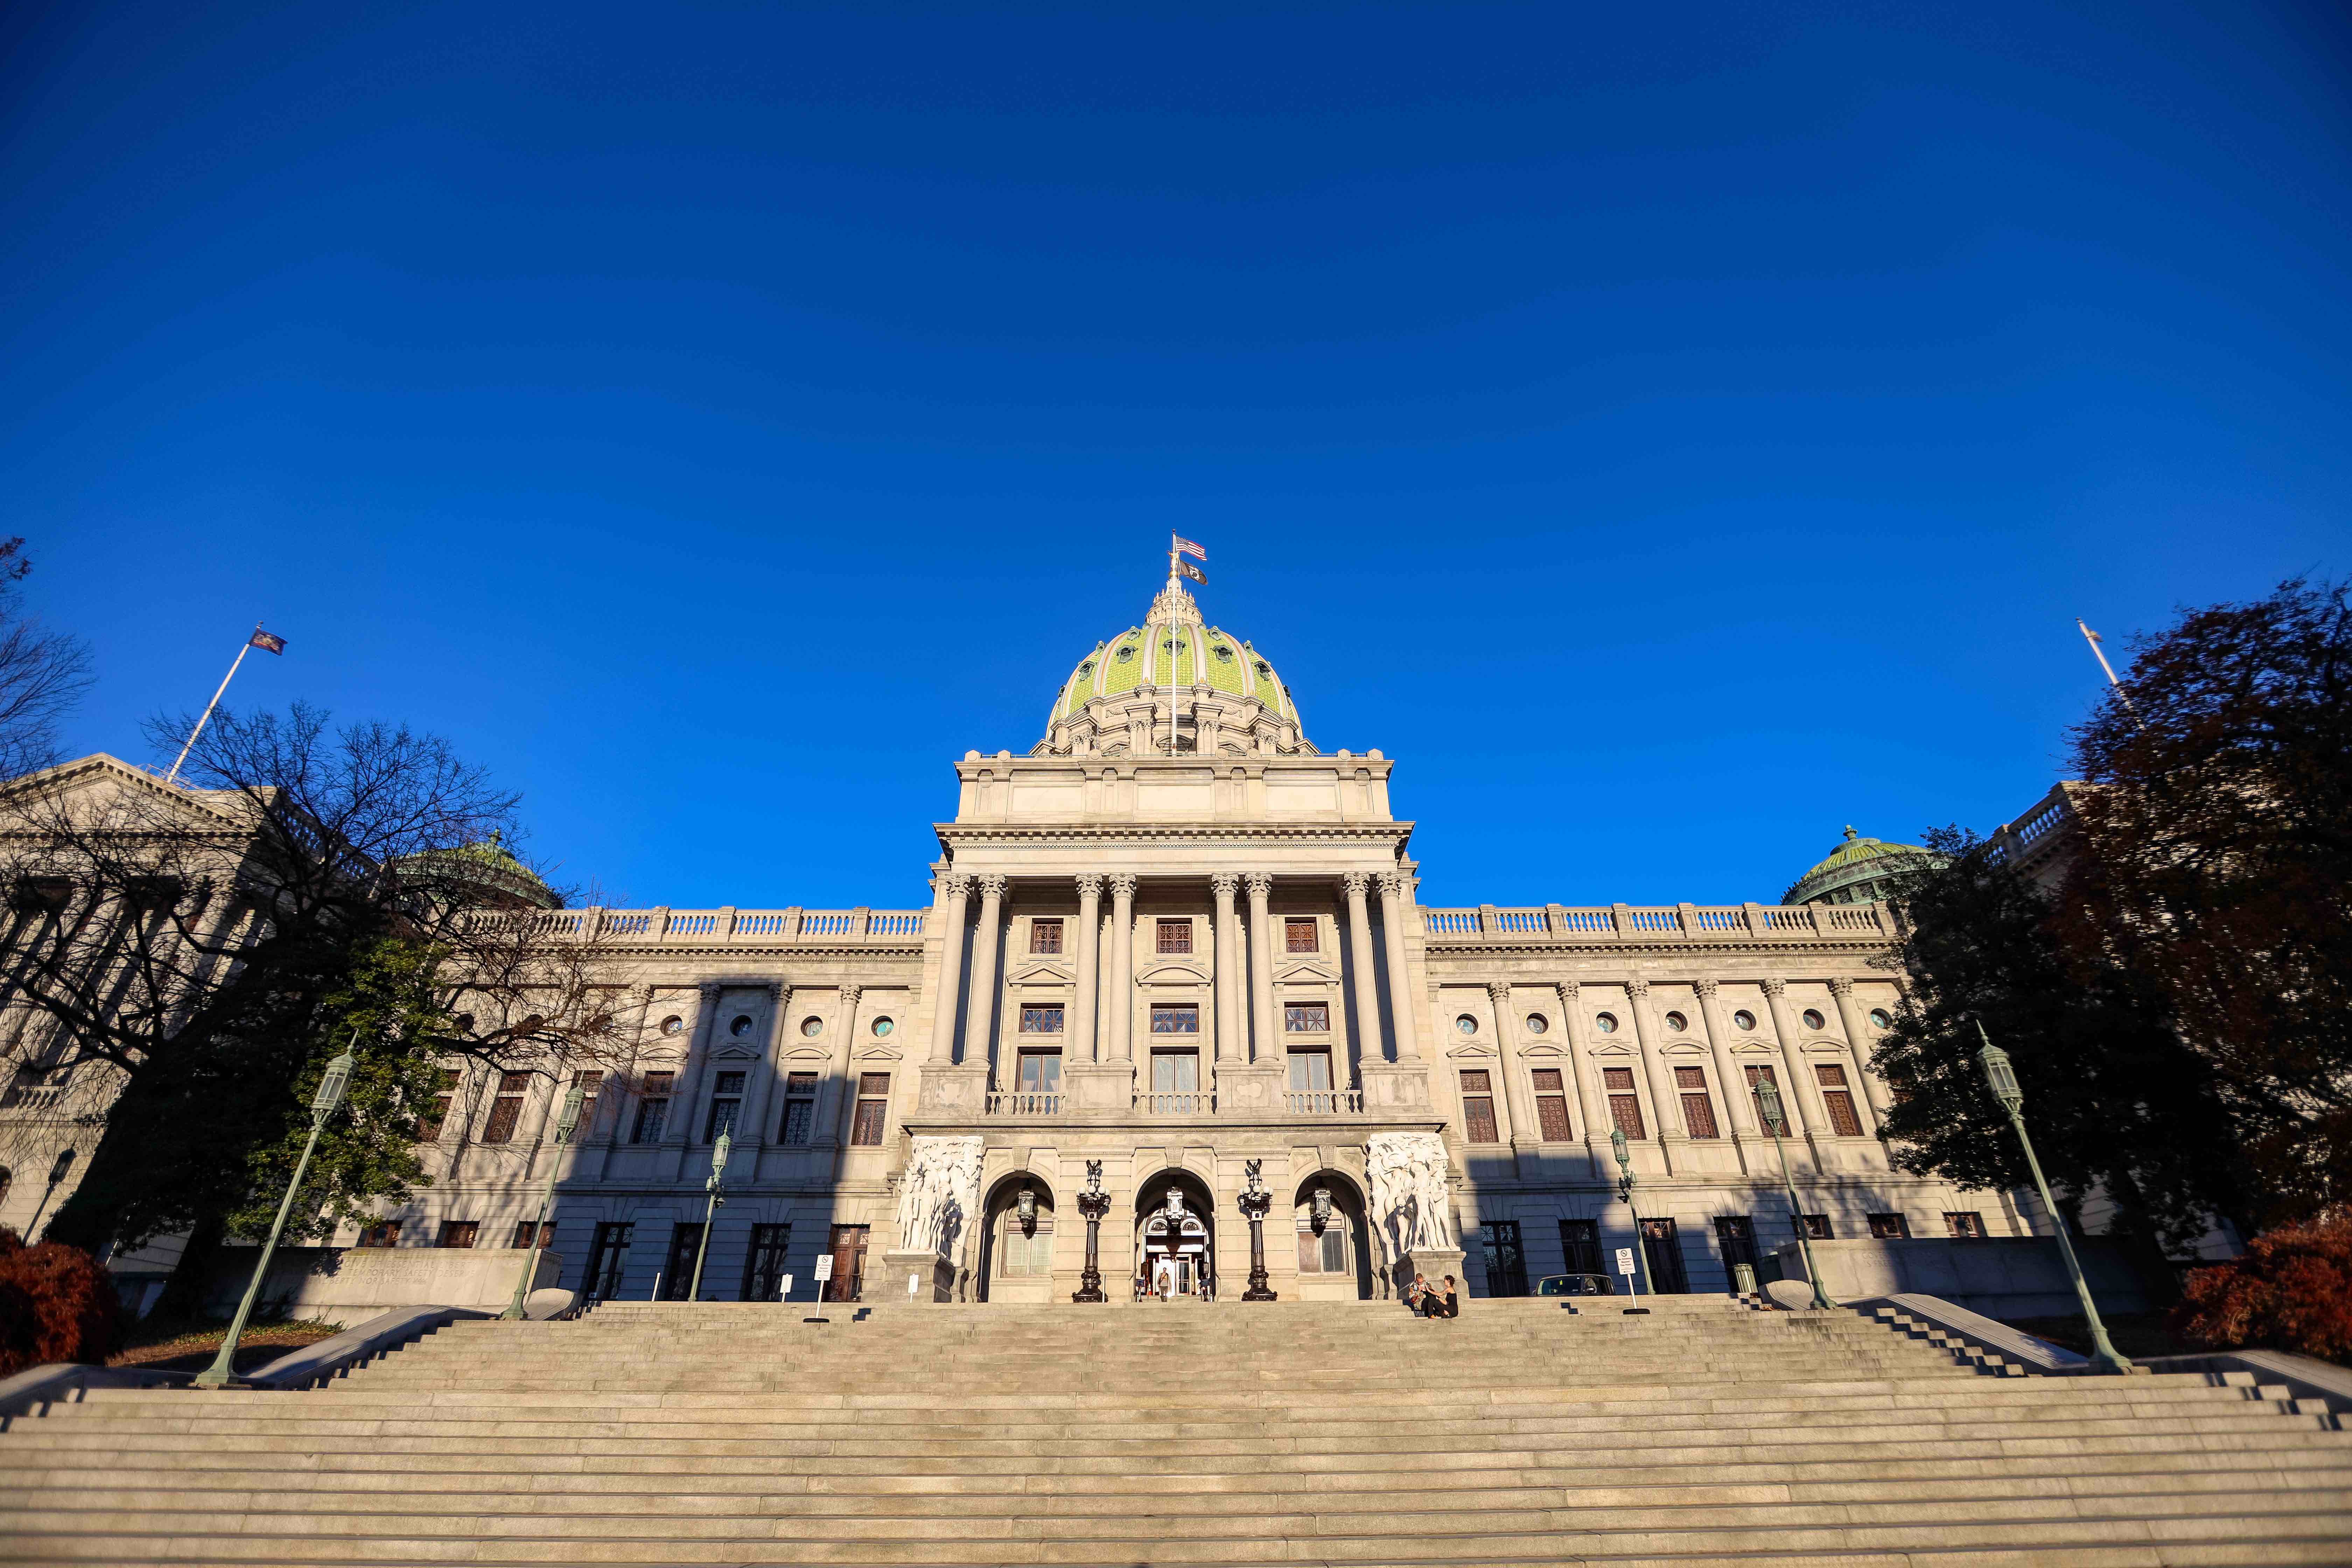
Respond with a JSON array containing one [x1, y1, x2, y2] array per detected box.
[[1210, 872, 1240, 898], [1827, 976, 1855, 998], [1554, 979, 1579, 1004], [1108, 872, 1140, 900], [1376, 869, 1410, 898], [839, 983, 863, 1008], [698, 982, 722, 1002], [1693, 976, 1718, 999], [1485, 979, 1513, 1004], [1243, 871, 1273, 899], [1762, 976, 1788, 998], [974, 874, 1009, 901], [1339, 870, 1371, 899], [936, 873, 971, 899], [1627, 976, 1651, 1000], [1074, 873, 1104, 900], [635, 982, 658, 1003]]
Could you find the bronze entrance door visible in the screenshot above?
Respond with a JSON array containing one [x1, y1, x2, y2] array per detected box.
[[824, 1224, 869, 1302]]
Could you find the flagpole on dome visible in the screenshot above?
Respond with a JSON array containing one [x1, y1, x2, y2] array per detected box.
[[2075, 618, 2145, 732], [164, 623, 288, 786]]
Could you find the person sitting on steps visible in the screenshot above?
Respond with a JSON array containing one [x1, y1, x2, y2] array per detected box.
[[1433, 1275, 1461, 1318]]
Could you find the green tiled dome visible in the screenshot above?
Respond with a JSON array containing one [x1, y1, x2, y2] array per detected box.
[[1045, 581, 1304, 744], [1782, 826, 1942, 907]]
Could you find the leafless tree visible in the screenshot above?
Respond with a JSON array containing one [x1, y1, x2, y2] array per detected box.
[[0, 539, 95, 782]]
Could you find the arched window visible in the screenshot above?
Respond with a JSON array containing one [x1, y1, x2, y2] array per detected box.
[[997, 1204, 1055, 1277], [1294, 1204, 1349, 1274]]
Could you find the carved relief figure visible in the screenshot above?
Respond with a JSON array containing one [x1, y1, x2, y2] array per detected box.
[[894, 1134, 987, 1258], [1365, 1131, 1453, 1256]]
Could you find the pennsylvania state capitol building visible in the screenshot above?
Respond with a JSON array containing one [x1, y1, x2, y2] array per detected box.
[[321, 570, 2024, 1308]]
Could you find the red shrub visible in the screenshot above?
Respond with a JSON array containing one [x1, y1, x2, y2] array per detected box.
[[0, 1227, 124, 1377], [2171, 1211, 2352, 1365]]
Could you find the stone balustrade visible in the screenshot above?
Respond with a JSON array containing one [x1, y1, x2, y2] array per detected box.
[[1419, 901, 1893, 944], [486, 906, 931, 946]]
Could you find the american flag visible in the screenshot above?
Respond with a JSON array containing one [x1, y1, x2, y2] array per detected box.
[[249, 630, 287, 655], [1172, 535, 1206, 561]]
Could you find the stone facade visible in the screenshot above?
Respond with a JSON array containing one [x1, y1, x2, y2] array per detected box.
[[0, 576, 2046, 1309]]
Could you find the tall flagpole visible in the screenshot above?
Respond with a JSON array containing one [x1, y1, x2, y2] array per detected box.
[[1165, 536, 1180, 756], [165, 623, 266, 786], [2076, 620, 2146, 732]]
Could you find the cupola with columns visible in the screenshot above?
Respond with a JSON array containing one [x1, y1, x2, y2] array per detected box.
[[1039, 576, 1311, 758]]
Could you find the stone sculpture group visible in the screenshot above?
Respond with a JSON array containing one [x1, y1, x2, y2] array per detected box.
[[1365, 1131, 1453, 1258], [894, 1134, 986, 1260]]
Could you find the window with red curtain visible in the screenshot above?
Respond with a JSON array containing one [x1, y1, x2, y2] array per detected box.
[[1460, 1070, 1499, 1143], [1531, 1068, 1571, 1141], [1603, 1065, 1645, 1139], [1675, 1065, 1719, 1139]]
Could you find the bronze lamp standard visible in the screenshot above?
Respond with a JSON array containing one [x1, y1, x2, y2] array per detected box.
[[1238, 1159, 1276, 1301], [685, 1129, 733, 1303], [1072, 1161, 1111, 1303], [1609, 1127, 1652, 1311], [1753, 1072, 1834, 1309], [194, 1043, 358, 1388], [1975, 1020, 2135, 1374], [501, 1077, 587, 1320]]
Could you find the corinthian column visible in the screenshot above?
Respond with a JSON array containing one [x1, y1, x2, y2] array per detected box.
[[1073, 876, 1104, 1063], [1693, 978, 1756, 1136], [960, 876, 1007, 1074], [1376, 871, 1422, 1062], [1760, 977, 1830, 1142], [1828, 976, 1890, 1122], [1245, 873, 1277, 1068], [1343, 873, 1384, 1069], [1555, 981, 1603, 1151], [928, 875, 971, 1064], [1106, 873, 1138, 1064], [1626, 978, 1680, 1148], [1488, 981, 1538, 1148], [1210, 873, 1242, 1065]]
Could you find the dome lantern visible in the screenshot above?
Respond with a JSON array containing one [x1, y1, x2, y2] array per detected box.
[[1038, 578, 1311, 759]]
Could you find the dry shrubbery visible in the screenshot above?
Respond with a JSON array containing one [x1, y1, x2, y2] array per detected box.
[[2171, 1211, 2352, 1365], [0, 1227, 123, 1377]]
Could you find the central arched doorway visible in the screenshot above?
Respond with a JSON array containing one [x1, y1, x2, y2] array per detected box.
[[1133, 1168, 1216, 1300]]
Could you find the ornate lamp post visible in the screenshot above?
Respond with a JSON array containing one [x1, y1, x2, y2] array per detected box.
[[501, 1077, 586, 1320], [1238, 1159, 1277, 1301], [194, 1043, 357, 1388], [1975, 1020, 2134, 1374], [1754, 1072, 1834, 1309], [1072, 1161, 1111, 1303], [1609, 1127, 1652, 1309], [21, 1147, 76, 1239], [685, 1128, 733, 1303]]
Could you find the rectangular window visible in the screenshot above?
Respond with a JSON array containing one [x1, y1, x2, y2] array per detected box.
[[1287, 1050, 1332, 1091], [1020, 1004, 1065, 1034], [1460, 1069, 1499, 1143], [1532, 1068, 1572, 1142], [508, 1220, 556, 1250], [1029, 918, 1063, 955], [1603, 1065, 1645, 1139], [1480, 1220, 1528, 1297], [1284, 917, 1318, 953], [1715, 1215, 1758, 1270], [479, 1071, 530, 1144], [1149, 1051, 1199, 1099], [416, 1068, 460, 1143], [1155, 919, 1192, 955], [1818, 1063, 1864, 1136], [779, 1071, 818, 1144], [1559, 1218, 1602, 1278], [850, 1072, 890, 1145], [1283, 1002, 1330, 1032], [436, 1220, 479, 1250], [705, 1070, 745, 1143], [356, 1220, 400, 1248], [1868, 1212, 1912, 1239], [631, 1071, 674, 1144], [998, 1212, 1056, 1276], [1296, 1214, 1349, 1275], [1802, 1213, 1833, 1240], [743, 1222, 791, 1302], [565, 1069, 600, 1143], [1675, 1065, 1719, 1139], [1944, 1211, 1986, 1239], [1640, 1217, 1688, 1293], [1015, 1051, 1062, 1095], [824, 1223, 869, 1302], [660, 1222, 705, 1300], [1150, 1004, 1199, 1034], [584, 1221, 633, 1300]]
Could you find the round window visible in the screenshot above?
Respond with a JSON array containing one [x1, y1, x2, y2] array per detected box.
[[1593, 1012, 1618, 1034], [1214, 645, 1234, 662], [799, 1017, 823, 1038], [729, 1014, 754, 1038], [1802, 1008, 1826, 1030], [659, 1015, 684, 1036], [1077, 661, 1093, 678], [1731, 1009, 1756, 1031], [1663, 1010, 1688, 1032], [1523, 1013, 1548, 1035], [1116, 645, 1135, 662], [1454, 1014, 1478, 1035], [871, 1017, 894, 1037], [1868, 1008, 1891, 1029]]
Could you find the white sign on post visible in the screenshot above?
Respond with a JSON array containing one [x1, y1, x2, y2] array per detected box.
[[1615, 1247, 1636, 1277], [780, 1274, 793, 1301], [907, 1272, 920, 1299], [813, 1255, 834, 1282]]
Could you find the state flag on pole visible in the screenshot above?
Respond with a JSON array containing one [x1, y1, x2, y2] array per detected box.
[[2082, 624, 2104, 644], [1172, 536, 1206, 561], [1176, 559, 1206, 586], [249, 630, 287, 655]]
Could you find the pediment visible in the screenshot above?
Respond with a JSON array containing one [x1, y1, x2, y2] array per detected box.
[[782, 1046, 830, 1063], [1444, 1043, 1497, 1060], [1275, 958, 1339, 982], [854, 1044, 904, 1062], [1136, 959, 1211, 984], [710, 1042, 761, 1060], [1008, 959, 1075, 985], [1521, 1043, 1565, 1058], [1589, 1043, 1637, 1058]]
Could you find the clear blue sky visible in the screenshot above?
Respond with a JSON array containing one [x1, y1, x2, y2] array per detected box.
[[7, 1, 2347, 911]]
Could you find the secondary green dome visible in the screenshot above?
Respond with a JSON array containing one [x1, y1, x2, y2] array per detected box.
[[1782, 826, 1943, 907], [1039, 580, 1310, 756], [403, 832, 562, 911]]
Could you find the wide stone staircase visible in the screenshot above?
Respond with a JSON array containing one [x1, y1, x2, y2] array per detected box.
[[2, 1294, 2350, 1565]]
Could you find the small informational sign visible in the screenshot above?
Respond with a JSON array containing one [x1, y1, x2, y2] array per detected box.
[[1615, 1247, 1636, 1277], [906, 1272, 920, 1298], [813, 1255, 834, 1282], [780, 1274, 794, 1301]]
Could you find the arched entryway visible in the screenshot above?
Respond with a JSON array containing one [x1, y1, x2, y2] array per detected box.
[[1133, 1167, 1217, 1300], [974, 1171, 1056, 1303], [1292, 1170, 1375, 1300]]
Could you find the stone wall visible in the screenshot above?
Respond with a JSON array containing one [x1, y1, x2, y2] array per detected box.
[[202, 1245, 563, 1326], [1770, 1236, 2162, 1319]]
